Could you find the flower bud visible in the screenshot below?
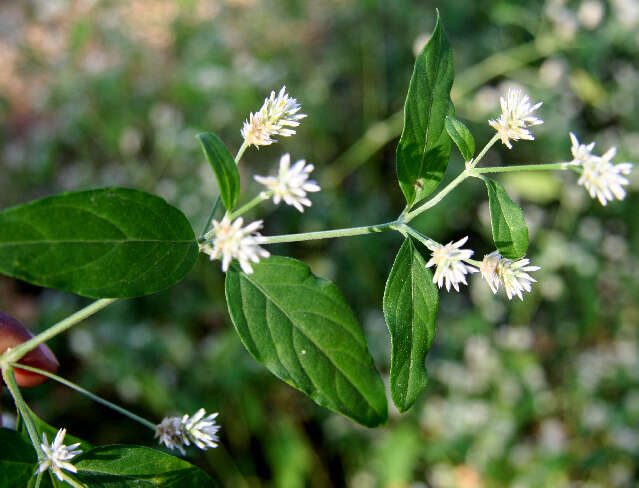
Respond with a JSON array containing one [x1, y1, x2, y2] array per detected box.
[[0, 311, 59, 387]]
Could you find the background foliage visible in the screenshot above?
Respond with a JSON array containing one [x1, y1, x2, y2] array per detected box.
[[1, 0, 638, 486]]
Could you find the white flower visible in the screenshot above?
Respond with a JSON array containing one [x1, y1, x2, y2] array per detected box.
[[570, 133, 633, 206], [479, 250, 502, 294], [425, 236, 478, 292], [241, 86, 306, 147], [481, 252, 541, 300], [488, 88, 543, 149], [156, 409, 220, 455], [254, 153, 321, 212], [201, 216, 270, 274], [38, 428, 82, 482]]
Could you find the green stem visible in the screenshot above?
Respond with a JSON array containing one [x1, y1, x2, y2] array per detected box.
[[258, 220, 399, 244], [468, 134, 500, 169], [10, 364, 157, 431], [1, 299, 116, 365], [229, 192, 272, 220], [398, 224, 437, 248], [2, 366, 43, 457], [472, 162, 573, 174], [403, 170, 469, 222], [234, 140, 249, 164]]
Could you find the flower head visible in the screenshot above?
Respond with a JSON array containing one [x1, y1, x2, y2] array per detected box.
[[254, 153, 321, 212], [425, 236, 478, 292], [570, 133, 633, 206], [38, 428, 82, 482], [241, 86, 306, 147], [488, 88, 543, 149], [201, 216, 269, 274], [480, 251, 540, 301], [156, 409, 220, 455]]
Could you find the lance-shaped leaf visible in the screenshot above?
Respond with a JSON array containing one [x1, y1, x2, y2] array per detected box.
[[445, 116, 475, 162], [0, 188, 198, 298], [484, 178, 529, 259], [396, 11, 455, 206], [197, 132, 240, 211], [225, 256, 388, 427], [383, 238, 438, 412]]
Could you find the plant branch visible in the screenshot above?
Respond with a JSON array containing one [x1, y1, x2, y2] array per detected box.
[[11, 364, 157, 431], [258, 220, 399, 244], [471, 162, 574, 174], [403, 170, 469, 222], [229, 192, 272, 220], [2, 366, 43, 457], [1, 299, 116, 365]]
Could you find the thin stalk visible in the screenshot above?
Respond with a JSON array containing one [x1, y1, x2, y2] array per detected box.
[[468, 134, 499, 169], [234, 141, 249, 164], [34, 472, 42, 488], [11, 364, 156, 431], [2, 366, 43, 457], [399, 224, 437, 248], [403, 170, 469, 222], [1, 299, 116, 364], [229, 192, 272, 220], [472, 162, 573, 174], [258, 220, 399, 245]]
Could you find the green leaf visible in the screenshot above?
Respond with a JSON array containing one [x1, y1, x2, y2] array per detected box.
[[0, 188, 198, 298], [225, 256, 388, 427], [197, 132, 240, 211], [445, 116, 475, 162], [484, 178, 529, 259], [383, 238, 438, 412], [74, 445, 218, 487], [396, 11, 455, 206], [0, 428, 37, 488]]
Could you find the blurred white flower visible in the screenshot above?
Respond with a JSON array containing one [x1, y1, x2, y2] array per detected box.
[[156, 408, 220, 455], [241, 86, 306, 147], [488, 88, 543, 149], [254, 153, 321, 212], [481, 252, 540, 300], [425, 236, 478, 292], [201, 216, 269, 274], [570, 133, 633, 205], [38, 428, 82, 482]]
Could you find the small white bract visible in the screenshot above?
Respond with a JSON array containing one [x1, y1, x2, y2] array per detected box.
[[488, 88, 543, 149], [38, 428, 82, 482], [201, 216, 270, 274], [254, 153, 321, 212], [425, 236, 478, 292], [481, 251, 540, 301], [241, 86, 306, 147], [570, 133, 633, 206], [156, 409, 220, 455]]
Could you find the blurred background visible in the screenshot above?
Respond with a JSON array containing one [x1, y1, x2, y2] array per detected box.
[[1, 0, 638, 486]]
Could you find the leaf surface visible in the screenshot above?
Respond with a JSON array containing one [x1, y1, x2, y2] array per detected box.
[[396, 11, 455, 206], [383, 238, 438, 412], [225, 256, 388, 427], [445, 116, 475, 162], [0, 188, 198, 298], [484, 178, 529, 259], [197, 132, 240, 211]]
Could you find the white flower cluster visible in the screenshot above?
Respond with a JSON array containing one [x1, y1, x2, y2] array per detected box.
[[38, 428, 83, 482], [569, 133, 633, 206], [424, 237, 540, 301], [155, 408, 220, 455], [489, 88, 543, 149], [200, 216, 270, 274], [241, 86, 306, 147], [254, 153, 321, 212]]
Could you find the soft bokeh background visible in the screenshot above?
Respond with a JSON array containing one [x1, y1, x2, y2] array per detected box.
[[1, 0, 639, 486]]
